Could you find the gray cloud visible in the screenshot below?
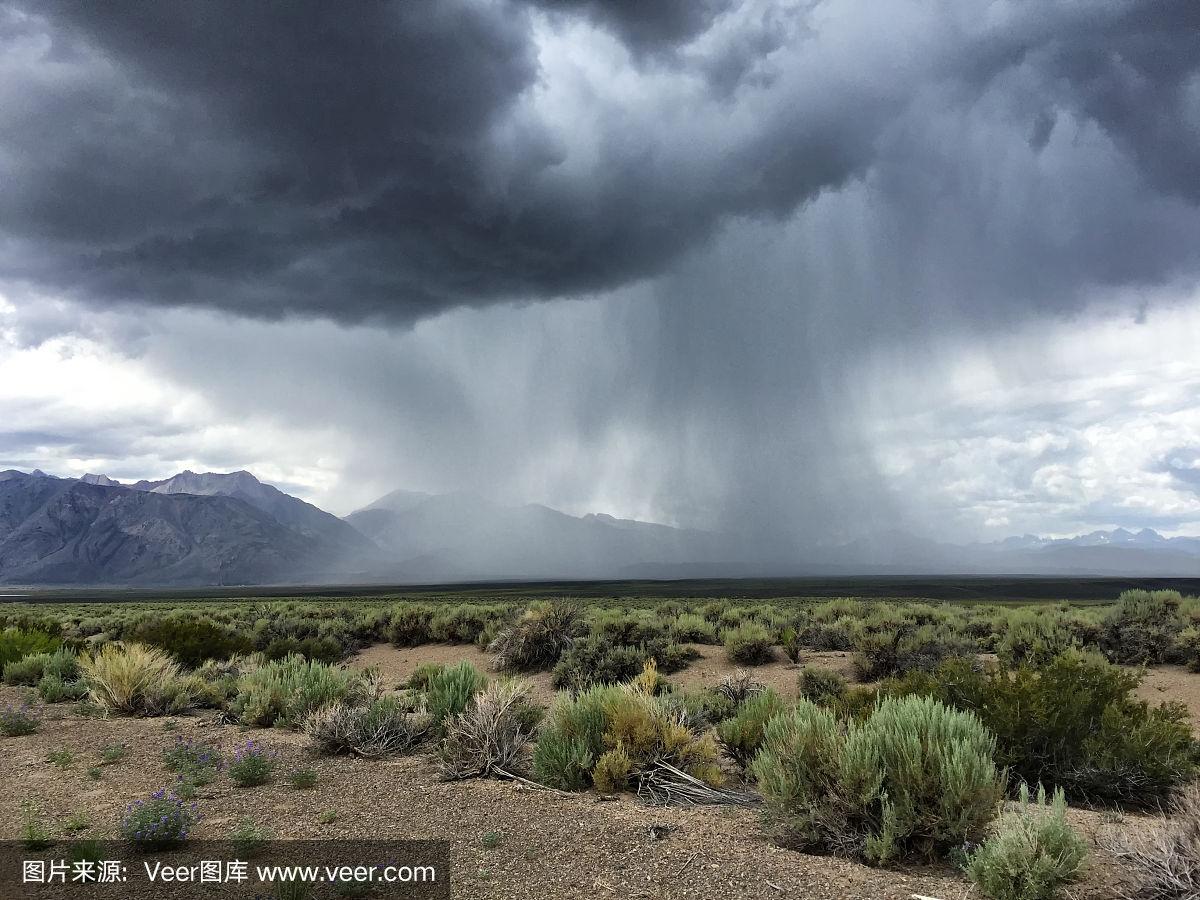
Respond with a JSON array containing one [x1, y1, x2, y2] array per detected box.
[[1, 0, 1197, 326]]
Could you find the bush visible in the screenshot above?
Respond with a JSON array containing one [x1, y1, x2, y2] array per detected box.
[[751, 695, 1004, 863], [80, 643, 192, 716], [966, 783, 1087, 900], [233, 655, 366, 728], [717, 689, 787, 766], [228, 740, 276, 787], [851, 623, 975, 681], [430, 604, 507, 645], [533, 683, 723, 792], [722, 623, 775, 666], [230, 818, 270, 858], [592, 746, 634, 794], [425, 661, 487, 727], [1101, 589, 1183, 665], [780, 626, 802, 664], [886, 651, 1197, 808], [0, 701, 40, 736], [670, 613, 717, 644], [130, 614, 253, 668], [387, 605, 435, 647], [489, 599, 584, 671], [439, 680, 539, 779], [3, 653, 49, 686], [262, 636, 344, 665], [0, 628, 59, 670], [996, 611, 1078, 669], [37, 673, 88, 703], [551, 637, 697, 691], [120, 790, 198, 849], [305, 697, 430, 758], [797, 667, 848, 706]]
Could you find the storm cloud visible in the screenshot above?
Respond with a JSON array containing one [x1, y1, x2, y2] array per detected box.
[[0, 0, 1197, 324], [2, 0, 1200, 550]]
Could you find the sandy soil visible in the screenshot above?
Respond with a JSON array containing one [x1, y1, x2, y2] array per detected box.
[[3, 639, 1187, 898]]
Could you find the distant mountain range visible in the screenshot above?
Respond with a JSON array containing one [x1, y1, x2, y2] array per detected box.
[[0, 467, 1198, 585]]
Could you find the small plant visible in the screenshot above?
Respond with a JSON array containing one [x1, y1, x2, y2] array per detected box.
[[86, 767, 102, 781], [230, 818, 271, 857], [38, 673, 88, 703], [120, 789, 198, 849], [63, 810, 90, 833], [228, 740, 276, 787], [233, 654, 366, 728], [45, 749, 75, 768], [20, 801, 53, 850], [99, 743, 128, 765], [780, 627, 802, 665], [966, 783, 1087, 900], [404, 663, 444, 691], [480, 830, 503, 849], [289, 769, 318, 789], [162, 738, 222, 779], [318, 809, 338, 825], [714, 669, 765, 705], [0, 700, 40, 736], [722, 623, 776, 666]]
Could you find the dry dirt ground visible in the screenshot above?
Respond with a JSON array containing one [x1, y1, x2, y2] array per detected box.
[[0, 643, 1186, 899]]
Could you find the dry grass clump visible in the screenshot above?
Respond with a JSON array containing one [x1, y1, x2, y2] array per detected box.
[[80, 643, 192, 715], [714, 669, 765, 705], [1106, 784, 1200, 899], [488, 599, 584, 672], [438, 680, 539, 779], [304, 697, 430, 758]]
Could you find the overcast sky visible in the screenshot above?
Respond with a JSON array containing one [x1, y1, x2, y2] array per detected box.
[[2, 0, 1199, 547]]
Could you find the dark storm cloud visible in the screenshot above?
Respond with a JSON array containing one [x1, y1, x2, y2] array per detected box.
[[1, 0, 1198, 325]]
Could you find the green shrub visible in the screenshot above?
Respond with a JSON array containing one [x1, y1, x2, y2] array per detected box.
[[592, 746, 633, 793], [966, 783, 1087, 900], [425, 661, 487, 726], [886, 651, 1197, 808], [130, 614, 254, 668], [551, 636, 696, 691], [751, 695, 1004, 863], [780, 626, 802, 664], [37, 674, 88, 703], [716, 689, 787, 766], [852, 623, 974, 681], [996, 611, 1078, 668], [1101, 589, 1183, 665], [262, 636, 343, 665], [3, 653, 50, 686], [798, 667, 848, 706], [430, 604, 507, 644], [404, 663, 444, 691], [489, 599, 585, 671], [0, 628, 59, 669], [533, 683, 723, 792], [670, 613, 717, 644], [722, 623, 775, 666], [386, 605, 435, 647], [233, 655, 366, 728]]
